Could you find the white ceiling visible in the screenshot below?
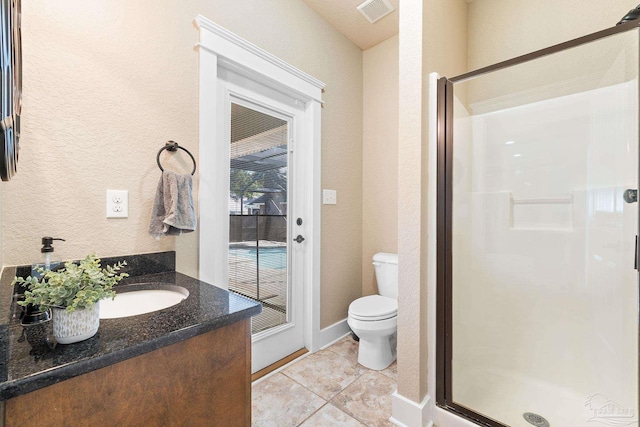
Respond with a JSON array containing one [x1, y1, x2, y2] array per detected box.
[[302, 0, 400, 50]]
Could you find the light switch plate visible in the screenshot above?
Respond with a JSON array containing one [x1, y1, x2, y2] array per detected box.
[[106, 189, 128, 218], [323, 189, 337, 205]]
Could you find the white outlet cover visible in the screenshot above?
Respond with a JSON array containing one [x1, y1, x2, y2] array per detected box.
[[106, 189, 128, 218], [323, 189, 337, 205]]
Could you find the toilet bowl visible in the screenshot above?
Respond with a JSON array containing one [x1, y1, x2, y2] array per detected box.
[[347, 253, 398, 371]]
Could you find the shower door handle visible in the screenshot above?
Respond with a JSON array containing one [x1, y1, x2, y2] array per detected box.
[[623, 189, 637, 203]]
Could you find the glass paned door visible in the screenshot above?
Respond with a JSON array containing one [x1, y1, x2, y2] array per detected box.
[[229, 102, 290, 335], [440, 28, 639, 427]]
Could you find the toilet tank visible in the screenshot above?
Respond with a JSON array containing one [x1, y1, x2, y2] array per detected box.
[[373, 252, 398, 299]]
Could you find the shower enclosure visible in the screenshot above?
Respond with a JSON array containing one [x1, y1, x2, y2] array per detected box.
[[437, 22, 640, 427]]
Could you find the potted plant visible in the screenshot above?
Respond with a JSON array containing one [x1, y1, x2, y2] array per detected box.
[[14, 253, 128, 344]]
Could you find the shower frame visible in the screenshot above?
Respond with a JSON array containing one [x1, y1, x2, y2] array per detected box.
[[436, 20, 640, 427]]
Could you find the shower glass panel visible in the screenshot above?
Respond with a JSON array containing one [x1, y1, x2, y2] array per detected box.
[[228, 102, 289, 335], [445, 29, 639, 426]]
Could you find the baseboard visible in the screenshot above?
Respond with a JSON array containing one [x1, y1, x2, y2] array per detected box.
[[316, 318, 351, 350], [390, 391, 432, 427]]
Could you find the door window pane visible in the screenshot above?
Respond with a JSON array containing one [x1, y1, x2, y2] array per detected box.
[[229, 102, 289, 334]]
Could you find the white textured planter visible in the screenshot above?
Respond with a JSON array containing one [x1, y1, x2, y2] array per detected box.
[[52, 304, 100, 344]]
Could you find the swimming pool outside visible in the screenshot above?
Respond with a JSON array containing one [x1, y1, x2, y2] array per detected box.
[[229, 244, 288, 333], [229, 245, 287, 271]]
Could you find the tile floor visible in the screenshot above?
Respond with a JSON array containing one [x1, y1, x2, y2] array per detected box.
[[252, 335, 397, 426]]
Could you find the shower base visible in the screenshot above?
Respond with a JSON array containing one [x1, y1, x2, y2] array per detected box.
[[451, 367, 638, 427]]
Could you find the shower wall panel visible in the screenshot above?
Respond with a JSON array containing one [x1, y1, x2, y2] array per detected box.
[[450, 81, 638, 425]]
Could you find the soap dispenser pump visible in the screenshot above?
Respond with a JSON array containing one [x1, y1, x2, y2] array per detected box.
[[37, 236, 65, 272]]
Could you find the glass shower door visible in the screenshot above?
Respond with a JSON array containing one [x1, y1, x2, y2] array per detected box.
[[438, 27, 639, 427]]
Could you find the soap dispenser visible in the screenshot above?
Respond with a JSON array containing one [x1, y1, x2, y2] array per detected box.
[[32, 236, 65, 277]]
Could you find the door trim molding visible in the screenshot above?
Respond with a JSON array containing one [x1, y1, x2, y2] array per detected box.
[[196, 15, 325, 353], [196, 16, 324, 101]]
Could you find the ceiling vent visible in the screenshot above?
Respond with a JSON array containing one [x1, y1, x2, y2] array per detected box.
[[357, 0, 395, 24]]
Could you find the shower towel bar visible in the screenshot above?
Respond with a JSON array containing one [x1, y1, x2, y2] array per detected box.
[[156, 140, 196, 176], [510, 194, 573, 205]]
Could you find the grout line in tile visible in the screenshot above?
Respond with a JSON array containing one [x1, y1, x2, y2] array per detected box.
[[330, 399, 372, 427], [254, 339, 394, 426], [294, 401, 328, 426], [323, 335, 362, 366], [281, 369, 364, 402], [279, 348, 366, 395], [325, 346, 350, 360], [321, 342, 367, 371], [279, 369, 332, 402], [294, 401, 367, 427], [329, 370, 397, 427]]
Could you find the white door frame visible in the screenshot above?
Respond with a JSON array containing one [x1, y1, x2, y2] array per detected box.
[[196, 15, 324, 353]]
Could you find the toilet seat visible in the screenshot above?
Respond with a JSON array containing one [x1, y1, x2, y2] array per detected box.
[[348, 295, 397, 321]]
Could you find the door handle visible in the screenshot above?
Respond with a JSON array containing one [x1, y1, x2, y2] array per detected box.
[[623, 189, 637, 203], [294, 235, 305, 243]]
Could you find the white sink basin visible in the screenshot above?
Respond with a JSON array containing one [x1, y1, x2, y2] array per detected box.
[[99, 284, 189, 319]]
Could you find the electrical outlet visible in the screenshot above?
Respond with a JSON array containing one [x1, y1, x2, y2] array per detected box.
[[106, 190, 128, 218], [323, 189, 337, 205]]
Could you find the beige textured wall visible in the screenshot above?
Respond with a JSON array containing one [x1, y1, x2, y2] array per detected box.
[[7, 1, 180, 266], [4, 1, 362, 329], [465, 0, 640, 116], [317, 36, 363, 329], [396, 0, 425, 403], [397, 0, 468, 403], [362, 36, 399, 297], [468, 0, 639, 70]]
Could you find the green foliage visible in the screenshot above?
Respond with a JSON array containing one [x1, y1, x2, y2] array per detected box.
[[14, 254, 128, 312], [230, 169, 261, 201], [230, 168, 287, 201], [259, 169, 287, 192]]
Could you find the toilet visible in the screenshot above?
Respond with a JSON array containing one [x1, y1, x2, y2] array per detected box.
[[347, 252, 398, 370]]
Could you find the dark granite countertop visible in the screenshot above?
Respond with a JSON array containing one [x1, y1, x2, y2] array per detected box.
[[0, 252, 261, 400]]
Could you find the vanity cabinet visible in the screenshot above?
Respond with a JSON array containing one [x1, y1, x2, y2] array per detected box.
[[3, 319, 251, 426]]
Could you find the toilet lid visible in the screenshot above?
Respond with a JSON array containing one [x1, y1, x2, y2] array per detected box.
[[349, 295, 397, 321]]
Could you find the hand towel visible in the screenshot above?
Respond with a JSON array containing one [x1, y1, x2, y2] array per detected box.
[[149, 170, 197, 238]]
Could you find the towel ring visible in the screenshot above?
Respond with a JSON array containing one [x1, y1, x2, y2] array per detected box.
[[156, 141, 196, 176]]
